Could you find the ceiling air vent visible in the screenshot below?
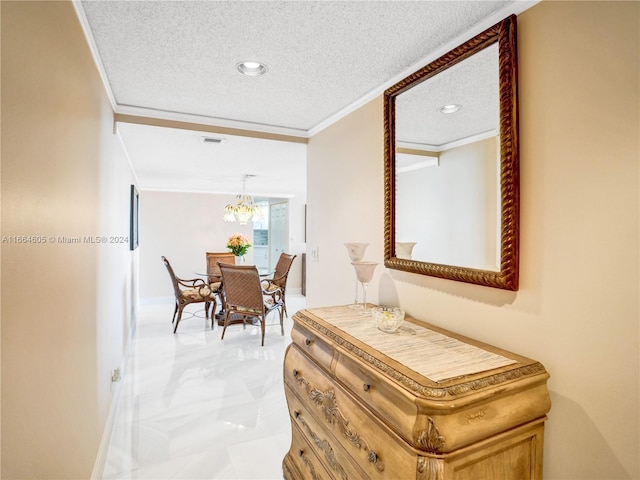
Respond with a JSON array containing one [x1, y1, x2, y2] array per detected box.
[[201, 136, 226, 144]]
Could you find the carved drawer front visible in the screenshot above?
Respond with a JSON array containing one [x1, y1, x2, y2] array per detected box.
[[333, 350, 419, 447], [285, 345, 418, 480], [414, 376, 551, 454], [286, 422, 334, 480], [285, 386, 368, 480], [291, 322, 335, 372]]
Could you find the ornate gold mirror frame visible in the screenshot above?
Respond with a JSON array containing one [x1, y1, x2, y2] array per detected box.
[[384, 15, 519, 290]]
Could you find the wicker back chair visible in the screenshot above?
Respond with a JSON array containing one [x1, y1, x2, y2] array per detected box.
[[206, 252, 236, 282], [219, 263, 284, 346], [262, 253, 296, 317], [205, 252, 236, 317], [162, 256, 216, 333]]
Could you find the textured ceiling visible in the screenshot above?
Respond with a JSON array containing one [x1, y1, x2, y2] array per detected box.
[[396, 43, 499, 149], [75, 0, 532, 196]]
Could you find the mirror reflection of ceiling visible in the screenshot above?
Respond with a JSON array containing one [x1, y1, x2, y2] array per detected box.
[[396, 44, 499, 150], [75, 1, 530, 195]]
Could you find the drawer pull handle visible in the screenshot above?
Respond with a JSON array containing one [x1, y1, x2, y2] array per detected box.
[[363, 383, 371, 392], [293, 368, 299, 377], [298, 449, 304, 457], [305, 338, 312, 346], [294, 410, 300, 418]]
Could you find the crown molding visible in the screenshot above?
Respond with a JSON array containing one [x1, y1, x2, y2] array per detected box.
[[74, 0, 539, 140]]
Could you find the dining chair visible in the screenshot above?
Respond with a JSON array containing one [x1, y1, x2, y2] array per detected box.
[[162, 256, 216, 333], [205, 252, 236, 318], [206, 252, 236, 281], [261, 253, 297, 317], [218, 262, 284, 346]]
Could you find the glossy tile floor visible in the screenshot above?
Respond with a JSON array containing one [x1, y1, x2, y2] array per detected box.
[[101, 294, 307, 480]]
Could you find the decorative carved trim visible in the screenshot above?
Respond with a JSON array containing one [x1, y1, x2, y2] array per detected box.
[[383, 15, 519, 291], [299, 451, 322, 480], [465, 408, 487, 424], [285, 455, 319, 480], [417, 456, 444, 480], [416, 418, 446, 453], [294, 370, 385, 472], [295, 311, 546, 399], [444, 363, 547, 394], [296, 413, 348, 480]]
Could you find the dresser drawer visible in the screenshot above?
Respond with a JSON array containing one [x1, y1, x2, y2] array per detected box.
[[291, 322, 335, 373], [285, 422, 335, 480], [285, 345, 419, 480], [285, 384, 367, 480], [333, 350, 419, 447]]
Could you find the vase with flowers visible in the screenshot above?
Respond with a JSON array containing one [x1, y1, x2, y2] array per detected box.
[[227, 233, 251, 263]]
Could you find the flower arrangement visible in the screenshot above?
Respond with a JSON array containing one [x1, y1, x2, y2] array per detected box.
[[226, 233, 251, 257]]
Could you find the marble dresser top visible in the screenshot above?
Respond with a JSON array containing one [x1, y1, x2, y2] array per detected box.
[[306, 306, 517, 383]]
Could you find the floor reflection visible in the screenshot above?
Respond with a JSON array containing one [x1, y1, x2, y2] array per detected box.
[[101, 294, 306, 479]]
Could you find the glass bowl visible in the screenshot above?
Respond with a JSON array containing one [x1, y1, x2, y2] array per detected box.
[[372, 306, 405, 333]]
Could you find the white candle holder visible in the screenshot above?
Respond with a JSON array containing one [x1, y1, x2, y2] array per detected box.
[[351, 261, 378, 315], [396, 242, 417, 260], [345, 243, 369, 309]]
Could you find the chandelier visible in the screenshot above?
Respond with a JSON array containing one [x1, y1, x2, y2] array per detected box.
[[223, 175, 263, 225]]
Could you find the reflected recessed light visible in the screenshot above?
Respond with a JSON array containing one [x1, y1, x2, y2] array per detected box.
[[236, 61, 267, 76], [438, 104, 462, 114]]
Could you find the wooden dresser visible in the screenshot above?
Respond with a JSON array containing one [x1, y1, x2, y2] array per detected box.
[[282, 306, 551, 480]]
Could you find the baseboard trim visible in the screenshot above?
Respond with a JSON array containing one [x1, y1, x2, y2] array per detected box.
[[90, 319, 137, 479]]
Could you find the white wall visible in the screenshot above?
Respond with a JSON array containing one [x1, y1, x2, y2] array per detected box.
[[397, 136, 499, 269], [306, 2, 639, 479], [1, 2, 137, 478], [96, 138, 139, 426], [139, 190, 305, 302]]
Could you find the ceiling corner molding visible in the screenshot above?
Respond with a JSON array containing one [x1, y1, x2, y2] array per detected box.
[[72, 1, 117, 112], [115, 105, 311, 140], [307, 0, 540, 138], [114, 112, 309, 145], [140, 185, 295, 199]]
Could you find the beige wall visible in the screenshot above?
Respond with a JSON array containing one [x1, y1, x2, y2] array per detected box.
[[139, 191, 305, 302], [1, 2, 137, 478], [306, 2, 639, 479], [306, 97, 385, 307]]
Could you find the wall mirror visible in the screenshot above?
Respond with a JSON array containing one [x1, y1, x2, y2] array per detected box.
[[384, 15, 519, 290]]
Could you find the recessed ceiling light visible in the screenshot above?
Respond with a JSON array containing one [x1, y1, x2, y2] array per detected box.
[[438, 104, 462, 114], [236, 61, 267, 76]]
